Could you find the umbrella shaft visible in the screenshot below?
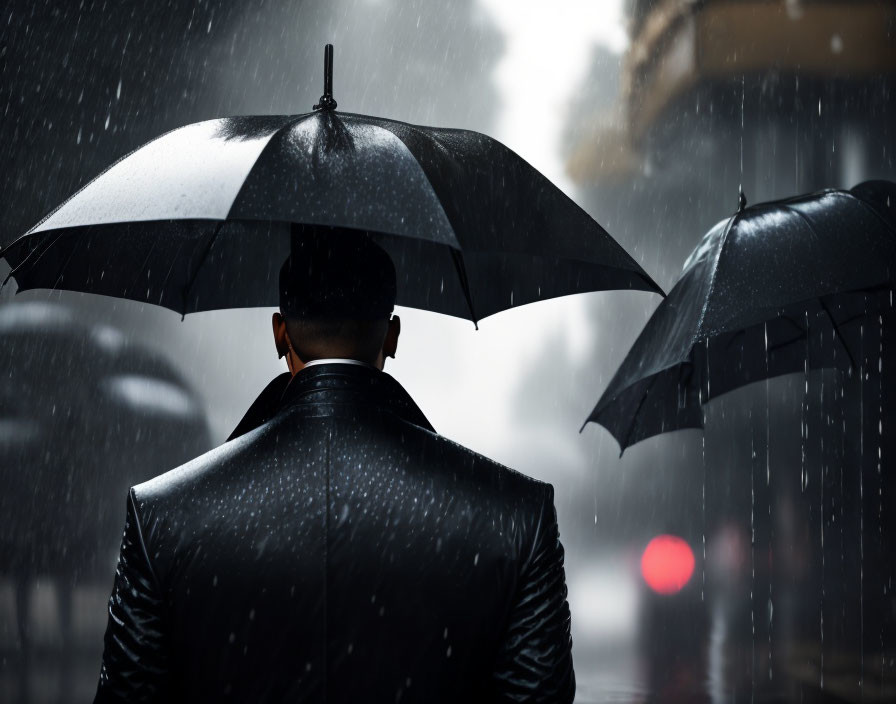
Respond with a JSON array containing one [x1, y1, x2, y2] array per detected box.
[[323, 44, 334, 97]]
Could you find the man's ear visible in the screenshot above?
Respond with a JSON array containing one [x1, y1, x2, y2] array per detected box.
[[272, 311, 289, 359], [383, 315, 401, 359]]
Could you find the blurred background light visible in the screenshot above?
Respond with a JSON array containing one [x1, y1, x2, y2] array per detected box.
[[640, 534, 695, 595]]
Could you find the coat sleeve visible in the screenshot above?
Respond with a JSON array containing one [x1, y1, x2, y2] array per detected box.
[[492, 483, 575, 703], [94, 489, 170, 703]]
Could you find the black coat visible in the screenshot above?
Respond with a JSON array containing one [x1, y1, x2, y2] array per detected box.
[[94, 363, 575, 703]]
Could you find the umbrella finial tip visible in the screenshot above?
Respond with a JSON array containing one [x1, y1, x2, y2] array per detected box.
[[313, 43, 338, 111], [738, 188, 748, 213]]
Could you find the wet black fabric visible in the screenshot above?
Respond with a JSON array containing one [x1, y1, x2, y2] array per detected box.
[[226, 371, 292, 442], [1, 110, 660, 322], [586, 180, 896, 453], [95, 364, 575, 703]]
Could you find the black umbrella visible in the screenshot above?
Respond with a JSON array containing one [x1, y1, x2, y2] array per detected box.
[[0, 301, 211, 578], [0, 45, 660, 325], [584, 180, 896, 454]]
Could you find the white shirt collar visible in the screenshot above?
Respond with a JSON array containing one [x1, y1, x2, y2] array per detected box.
[[302, 358, 377, 370]]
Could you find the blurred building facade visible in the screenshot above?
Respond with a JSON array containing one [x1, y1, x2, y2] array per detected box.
[[565, 1, 896, 701]]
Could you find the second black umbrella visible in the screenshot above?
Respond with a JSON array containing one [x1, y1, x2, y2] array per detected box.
[[584, 180, 896, 453]]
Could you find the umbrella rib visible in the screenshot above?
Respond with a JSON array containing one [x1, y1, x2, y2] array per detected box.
[[618, 372, 661, 457], [449, 248, 479, 329], [692, 212, 741, 355], [122, 235, 160, 301], [721, 314, 803, 355], [157, 238, 190, 308], [773, 303, 865, 357], [49, 230, 87, 294], [767, 333, 806, 354], [721, 328, 746, 352], [780, 202, 825, 240], [778, 312, 808, 334], [851, 193, 896, 238], [180, 221, 225, 319], [817, 296, 858, 370], [0, 229, 68, 293]]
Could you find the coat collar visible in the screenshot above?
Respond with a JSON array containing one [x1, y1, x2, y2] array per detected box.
[[278, 363, 435, 433]]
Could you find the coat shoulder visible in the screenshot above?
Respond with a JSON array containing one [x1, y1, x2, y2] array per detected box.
[[372, 417, 553, 520], [131, 412, 550, 517], [131, 423, 265, 506], [423, 428, 551, 497]]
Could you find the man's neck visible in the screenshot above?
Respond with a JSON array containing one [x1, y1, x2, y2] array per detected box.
[[302, 358, 376, 369]]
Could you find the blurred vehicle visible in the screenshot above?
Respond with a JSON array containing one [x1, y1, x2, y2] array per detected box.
[[0, 301, 211, 703]]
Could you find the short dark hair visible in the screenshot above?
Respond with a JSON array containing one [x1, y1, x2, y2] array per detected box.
[[279, 224, 396, 320], [279, 225, 397, 364]]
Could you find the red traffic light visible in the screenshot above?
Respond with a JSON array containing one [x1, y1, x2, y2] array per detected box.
[[641, 534, 695, 595]]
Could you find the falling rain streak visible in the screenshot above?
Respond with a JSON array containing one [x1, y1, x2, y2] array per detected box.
[[1, 1, 895, 703]]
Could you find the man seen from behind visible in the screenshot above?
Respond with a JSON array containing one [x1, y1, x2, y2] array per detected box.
[[94, 225, 575, 703]]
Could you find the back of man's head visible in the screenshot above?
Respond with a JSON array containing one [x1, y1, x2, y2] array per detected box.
[[278, 225, 397, 365]]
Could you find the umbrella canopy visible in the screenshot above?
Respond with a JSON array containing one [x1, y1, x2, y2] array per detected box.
[[585, 180, 896, 454], [0, 302, 210, 576], [0, 46, 660, 324]]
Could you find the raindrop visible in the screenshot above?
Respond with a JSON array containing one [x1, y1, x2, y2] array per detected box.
[[701, 406, 706, 602], [750, 404, 756, 694], [768, 597, 774, 680]]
